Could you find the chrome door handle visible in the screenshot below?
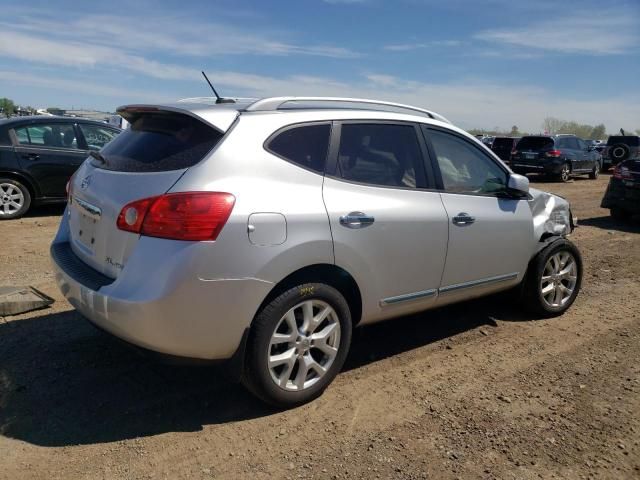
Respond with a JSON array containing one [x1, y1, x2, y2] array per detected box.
[[339, 211, 375, 229], [21, 153, 39, 160], [452, 212, 475, 226]]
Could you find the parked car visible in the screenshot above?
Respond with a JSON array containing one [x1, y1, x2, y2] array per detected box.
[[0, 116, 121, 219], [51, 97, 582, 407], [601, 159, 640, 220], [601, 135, 640, 171], [491, 136, 520, 163], [511, 134, 601, 182]]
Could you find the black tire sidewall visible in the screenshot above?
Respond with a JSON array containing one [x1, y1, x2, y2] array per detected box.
[[559, 164, 570, 182], [611, 144, 630, 161], [244, 283, 352, 407], [525, 239, 583, 317], [0, 178, 31, 219]]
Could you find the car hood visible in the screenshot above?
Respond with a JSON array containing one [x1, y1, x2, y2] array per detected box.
[[528, 187, 573, 242]]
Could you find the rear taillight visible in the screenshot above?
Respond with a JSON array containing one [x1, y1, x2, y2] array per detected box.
[[613, 164, 631, 180], [545, 150, 562, 158], [117, 192, 235, 241]]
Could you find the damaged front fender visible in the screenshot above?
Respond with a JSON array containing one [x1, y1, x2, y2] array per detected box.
[[529, 187, 574, 247]]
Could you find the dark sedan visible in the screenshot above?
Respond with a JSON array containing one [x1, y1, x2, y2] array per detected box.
[[601, 159, 640, 220], [0, 116, 120, 219]]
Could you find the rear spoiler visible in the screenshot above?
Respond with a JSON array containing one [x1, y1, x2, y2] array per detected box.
[[117, 104, 239, 133]]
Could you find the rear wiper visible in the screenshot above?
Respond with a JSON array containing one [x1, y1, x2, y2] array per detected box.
[[89, 151, 106, 164]]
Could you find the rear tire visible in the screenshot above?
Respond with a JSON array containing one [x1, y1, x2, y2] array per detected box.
[[589, 165, 599, 179], [0, 178, 31, 220], [558, 164, 571, 183], [243, 283, 352, 407], [522, 239, 582, 317]]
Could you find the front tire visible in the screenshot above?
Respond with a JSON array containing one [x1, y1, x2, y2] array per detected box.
[[522, 239, 582, 317], [0, 178, 31, 220], [243, 283, 352, 407]]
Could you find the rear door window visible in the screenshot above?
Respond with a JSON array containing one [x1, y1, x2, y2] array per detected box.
[[516, 137, 554, 151], [266, 123, 330, 173], [97, 112, 223, 172], [78, 124, 119, 151], [335, 123, 427, 188]]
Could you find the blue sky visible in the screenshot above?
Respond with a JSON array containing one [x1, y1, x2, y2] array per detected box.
[[0, 0, 638, 133]]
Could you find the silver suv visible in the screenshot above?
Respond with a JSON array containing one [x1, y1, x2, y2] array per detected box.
[[51, 97, 582, 407]]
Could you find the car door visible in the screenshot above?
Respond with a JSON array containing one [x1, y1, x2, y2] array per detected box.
[[12, 121, 87, 198], [576, 138, 594, 170], [421, 126, 536, 306], [322, 121, 449, 324]]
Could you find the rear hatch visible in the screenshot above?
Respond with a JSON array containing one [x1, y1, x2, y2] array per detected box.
[[512, 137, 554, 165], [68, 107, 229, 279], [491, 137, 516, 161]]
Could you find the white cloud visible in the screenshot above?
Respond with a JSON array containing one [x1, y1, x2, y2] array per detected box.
[[476, 11, 639, 55], [384, 40, 462, 51], [0, 13, 360, 59]]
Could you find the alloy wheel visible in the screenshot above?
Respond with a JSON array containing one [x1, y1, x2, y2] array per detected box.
[[540, 251, 578, 308], [0, 183, 24, 216], [267, 299, 341, 391], [560, 166, 570, 182]]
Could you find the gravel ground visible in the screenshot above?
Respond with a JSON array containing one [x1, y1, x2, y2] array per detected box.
[[0, 174, 639, 480]]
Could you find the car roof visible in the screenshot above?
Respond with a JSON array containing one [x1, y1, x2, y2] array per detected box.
[[118, 96, 452, 133], [0, 115, 115, 127]]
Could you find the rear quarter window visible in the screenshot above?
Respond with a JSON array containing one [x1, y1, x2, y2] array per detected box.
[[98, 112, 223, 172], [266, 123, 331, 173]]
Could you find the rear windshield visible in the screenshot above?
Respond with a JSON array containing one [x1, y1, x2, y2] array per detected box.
[[516, 137, 554, 151], [492, 137, 515, 149], [607, 136, 639, 147], [97, 112, 223, 172]]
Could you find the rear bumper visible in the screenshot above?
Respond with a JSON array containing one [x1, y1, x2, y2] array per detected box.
[[50, 215, 272, 360], [511, 160, 564, 175], [601, 180, 640, 213]]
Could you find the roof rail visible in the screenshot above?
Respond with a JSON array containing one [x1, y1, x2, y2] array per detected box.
[[244, 97, 450, 123]]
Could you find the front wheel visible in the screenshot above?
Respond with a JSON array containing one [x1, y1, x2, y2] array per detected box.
[[558, 164, 571, 183], [522, 239, 583, 317], [243, 283, 352, 407]]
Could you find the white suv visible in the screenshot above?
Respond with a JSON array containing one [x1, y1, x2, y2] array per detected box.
[[51, 97, 582, 407]]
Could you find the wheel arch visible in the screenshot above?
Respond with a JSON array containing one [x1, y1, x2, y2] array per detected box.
[[254, 263, 363, 327], [0, 170, 40, 200]]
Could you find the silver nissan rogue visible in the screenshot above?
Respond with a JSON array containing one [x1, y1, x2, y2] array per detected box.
[[51, 97, 582, 407]]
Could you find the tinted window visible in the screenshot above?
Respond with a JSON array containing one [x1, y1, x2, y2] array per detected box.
[[98, 112, 222, 172], [428, 129, 508, 195], [576, 138, 587, 150], [14, 123, 79, 149], [607, 136, 639, 147], [336, 123, 425, 188], [516, 137, 554, 151], [78, 124, 119, 151], [492, 138, 515, 149], [267, 124, 330, 173]]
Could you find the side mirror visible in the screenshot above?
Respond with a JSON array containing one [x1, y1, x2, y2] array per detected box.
[[507, 173, 529, 196]]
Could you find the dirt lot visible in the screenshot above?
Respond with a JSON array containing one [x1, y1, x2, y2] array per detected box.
[[1, 175, 639, 480]]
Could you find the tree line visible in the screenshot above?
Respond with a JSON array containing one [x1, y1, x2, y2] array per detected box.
[[469, 117, 640, 139]]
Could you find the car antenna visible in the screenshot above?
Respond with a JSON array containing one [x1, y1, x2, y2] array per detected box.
[[201, 71, 235, 104]]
